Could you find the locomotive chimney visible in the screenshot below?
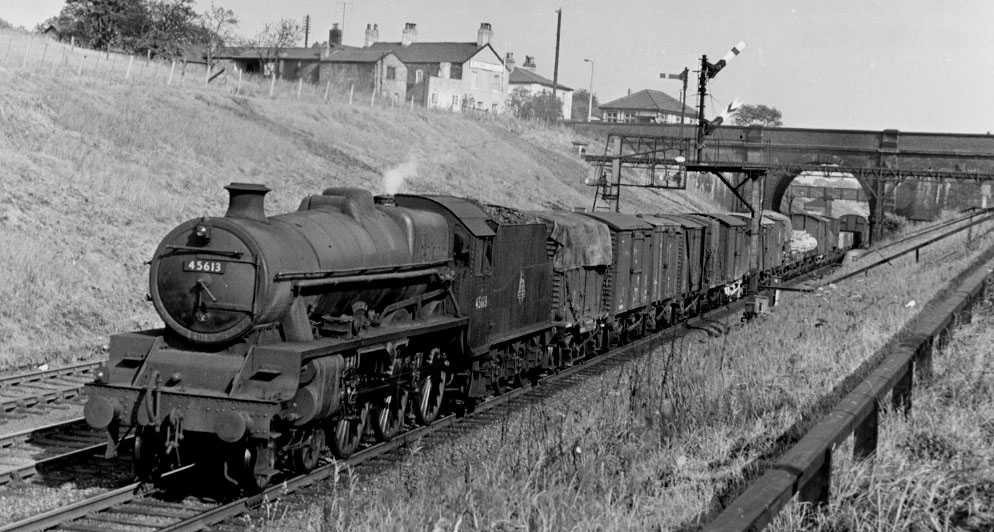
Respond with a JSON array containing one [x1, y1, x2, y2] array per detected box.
[[225, 183, 270, 221]]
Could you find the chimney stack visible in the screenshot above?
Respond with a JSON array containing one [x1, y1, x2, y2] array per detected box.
[[329, 23, 342, 47], [224, 183, 270, 221], [477, 22, 493, 47], [364, 23, 379, 47], [523, 56, 536, 70], [505, 52, 515, 71], [401, 22, 417, 46]]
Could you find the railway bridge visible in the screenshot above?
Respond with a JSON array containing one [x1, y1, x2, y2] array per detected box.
[[571, 122, 994, 243]]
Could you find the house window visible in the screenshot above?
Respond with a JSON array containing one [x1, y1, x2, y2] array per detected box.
[[415, 69, 424, 83], [431, 92, 438, 106], [451, 95, 459, 108], [491, 103, 498, 113], [493, 73, 501, 92], [386, 66, 396, 80], [451, 63, 463, 79]]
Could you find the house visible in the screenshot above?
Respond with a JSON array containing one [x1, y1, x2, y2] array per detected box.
[[320, 47, 407, 102], [507, 54, 573, 119], [215, 25, 406, 100], [363, 22, 507, 112], [599, 89, 697, 124]]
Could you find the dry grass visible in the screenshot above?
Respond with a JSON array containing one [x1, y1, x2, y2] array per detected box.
[[0, 29, 718, 371], [770, 300, 994, 531], [244, 219, 994, 530]]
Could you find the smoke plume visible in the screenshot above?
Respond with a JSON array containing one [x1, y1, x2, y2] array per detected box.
[[382, 157, 419, 195]]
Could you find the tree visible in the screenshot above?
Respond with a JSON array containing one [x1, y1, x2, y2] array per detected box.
[[571, 89, 600, 121], [199, 3, 238, 67], [140, 0, 199, 58], [508, 88, 563, 122], [733, 104, 783, 127], [55, 0, 150, 50], [251, 18, 302, 77]]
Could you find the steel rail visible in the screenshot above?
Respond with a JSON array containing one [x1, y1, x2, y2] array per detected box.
[[705, 243, 994, 531], [826, 211, 994, 285], [0, 418, 111, 486], [0, 464, 196, 532], [157, 264, 842, 532], [4, 260, 841, 532], [0, 362, 100, 418], [859, 208, 992, 259]]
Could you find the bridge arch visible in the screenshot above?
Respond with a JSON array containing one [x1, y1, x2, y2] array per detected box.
[[765, 168, 876, 219]]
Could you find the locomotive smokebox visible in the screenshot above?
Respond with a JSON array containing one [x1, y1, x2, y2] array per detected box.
[[225, 182, 270, 220]]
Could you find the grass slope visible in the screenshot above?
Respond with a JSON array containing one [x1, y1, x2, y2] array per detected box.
[[0, 29, 717, 369]]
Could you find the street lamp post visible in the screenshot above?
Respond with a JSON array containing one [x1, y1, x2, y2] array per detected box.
[[583, 58, 594, 122]]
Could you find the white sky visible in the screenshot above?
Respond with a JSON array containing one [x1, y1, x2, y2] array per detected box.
[[5, 0, 993, 133]]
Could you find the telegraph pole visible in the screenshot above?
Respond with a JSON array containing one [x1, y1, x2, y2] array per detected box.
[[552, 9, 562, 104], [303, 14, 311, 47]]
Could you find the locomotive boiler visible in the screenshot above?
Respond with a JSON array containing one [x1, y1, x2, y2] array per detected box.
[[84, 184, 460, 488]]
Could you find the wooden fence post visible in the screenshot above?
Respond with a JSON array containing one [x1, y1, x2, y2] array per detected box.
[[348, 83, 354, 105], [126, 55, 135, 80], [370, 90, 376, 106], [297, 78, 303, 99], [852, 401, 879, 460], [410, 96, 414, 110], [236, 68, 242, 95], [204, 63, 210, 86], [167, 60, 175, 85], [324, 81, 331, 101], [269, 73, 276, 97], [40, 42, 49, 66], [77, 54, 85, 76], [22, 41, 31, 68]]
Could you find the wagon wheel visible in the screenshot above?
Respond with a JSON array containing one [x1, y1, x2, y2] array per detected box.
[[133, 426, 163, 481], [372, 390, 408, 441], [414, 370, 446, 425], [292, 427, 326, 473], [329, 403, 369, 458]]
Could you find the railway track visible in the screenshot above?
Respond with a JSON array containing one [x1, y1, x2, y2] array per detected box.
[[0, 363, 99, 421], [2, 283, 781, 532], [0, 418, 112, 486]]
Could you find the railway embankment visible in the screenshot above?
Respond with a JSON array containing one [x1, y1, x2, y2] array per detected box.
[[242, 217, 994, 529], [0, 29, 719, 372]]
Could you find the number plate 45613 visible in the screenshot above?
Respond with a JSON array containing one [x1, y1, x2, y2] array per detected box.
[[183, 260, 226, 274]]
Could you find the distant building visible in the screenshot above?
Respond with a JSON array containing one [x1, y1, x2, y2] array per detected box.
[[215, 24, 406, 101], [599, 89, 697, 124], [364, 22, 507, 112], [507, 54, 573, 119]]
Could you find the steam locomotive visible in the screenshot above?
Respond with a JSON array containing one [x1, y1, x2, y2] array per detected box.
[[83, 183, 841, 489]]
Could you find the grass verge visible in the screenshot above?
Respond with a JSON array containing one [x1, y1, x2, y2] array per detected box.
[[771, 298, 994, 531]]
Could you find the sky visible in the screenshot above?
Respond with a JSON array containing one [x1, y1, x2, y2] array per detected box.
[[6, 0, 994, 133]]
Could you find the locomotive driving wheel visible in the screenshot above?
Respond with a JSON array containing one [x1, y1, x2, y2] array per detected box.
[[372, 390, 408, 441], [415, 348, 446, 425], [329, 402, 369, 458], [414, 370, 446, 425]]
